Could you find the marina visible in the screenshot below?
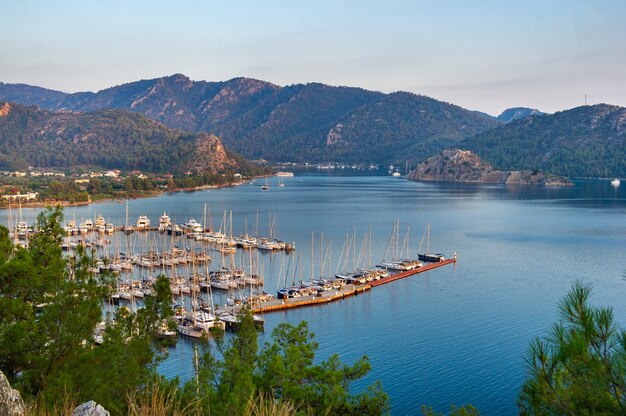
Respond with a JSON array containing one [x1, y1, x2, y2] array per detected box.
[[2, 174, 624, 414]]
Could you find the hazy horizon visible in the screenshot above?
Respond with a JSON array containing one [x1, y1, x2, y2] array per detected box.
[[2, 0, 625, 115]]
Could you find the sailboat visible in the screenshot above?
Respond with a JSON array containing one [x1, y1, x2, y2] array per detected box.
[[377, 221, 422, 270], [417, 223, 446, 262], [261, 177, 269, 190], [278, 177, 285, 187]]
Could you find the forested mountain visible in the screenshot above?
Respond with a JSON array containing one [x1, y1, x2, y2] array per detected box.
[[0, 101, 244, 173], [497, 107, 545, 123], [463, 104, 626, 177], [0, 75, 500, 163], [3, 77, 624, 177]]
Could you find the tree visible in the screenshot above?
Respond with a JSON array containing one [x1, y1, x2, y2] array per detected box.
[[184, 309, 389, 415], [0, 207, 174, 414], [518, 281, 626, 414]]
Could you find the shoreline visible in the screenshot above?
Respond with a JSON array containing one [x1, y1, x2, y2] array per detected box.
[[0, 178, 257, 211]]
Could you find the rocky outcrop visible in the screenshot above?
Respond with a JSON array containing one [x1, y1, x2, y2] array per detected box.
[[408, 149, 573, 186], [72, 400, 110, 416], [186, 132, 239, 173], [0, 370, 25, 416]]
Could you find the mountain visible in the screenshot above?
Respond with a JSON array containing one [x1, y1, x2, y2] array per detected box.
[[463, 104, 626, 178], [407, 149, 572, 186], [496, 107, 545, 123], [0, 75, 500, 164], [0, 102, 242, 173]]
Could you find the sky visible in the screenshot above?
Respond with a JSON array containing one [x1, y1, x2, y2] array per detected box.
[[1, 0, 625, 115]]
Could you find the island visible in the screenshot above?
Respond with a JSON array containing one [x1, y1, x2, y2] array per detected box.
[[407, 149, 573, 186]]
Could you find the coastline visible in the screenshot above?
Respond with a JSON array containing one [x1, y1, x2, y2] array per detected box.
[[0, 178, 256, 211]]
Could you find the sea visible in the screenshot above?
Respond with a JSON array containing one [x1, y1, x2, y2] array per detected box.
[[3, 172, 625, 415]]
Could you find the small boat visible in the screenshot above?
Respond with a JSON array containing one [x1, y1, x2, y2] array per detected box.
[[391, 171, 402, 177], [278, 178, 285, 187], [261, 177, 269, 190], [611, 178, 620, 187]]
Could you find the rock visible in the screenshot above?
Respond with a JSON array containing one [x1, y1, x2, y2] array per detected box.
[[0, 370, 25, 416], [72, 400, 110, 416]]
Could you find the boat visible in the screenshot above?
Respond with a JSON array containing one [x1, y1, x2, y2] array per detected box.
[[611, 178, 620, 187], [182, 218, 203, 234], [83, 218, 94, 230], [167, 224, 183, 236], [177, 321, 205, 338], [158, 212, 171, 232], [278, 177, 285, 187], [391, 171, 401, 177], [136, 215, 150, 230], [417, 223, 446, 262], [275, 171, 294, 177], [16, 221, 29, 239]]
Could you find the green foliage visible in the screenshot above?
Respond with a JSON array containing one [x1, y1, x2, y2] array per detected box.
[[464, 105, 626, 177], [518, 281, 626, 414], [421, 404, 480, 416], [184, 309, 389, 415]]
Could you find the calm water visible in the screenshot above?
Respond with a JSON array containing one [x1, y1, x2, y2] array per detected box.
[[4, 174, 625, 415]]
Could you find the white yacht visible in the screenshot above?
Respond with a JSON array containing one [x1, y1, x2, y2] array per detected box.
[[611, 178, 620, 187], [136, 215, 150, 230], [182, 218, 203, 233], [158, 212, 171, 232]]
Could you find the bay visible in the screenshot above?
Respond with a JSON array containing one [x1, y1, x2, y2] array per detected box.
[[3, 173, 625, 414]]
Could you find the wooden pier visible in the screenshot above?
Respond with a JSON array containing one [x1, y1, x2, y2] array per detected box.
[[223, 256, 457, 316], [369, 257, 456, 287], [250, 284, 371, 314]]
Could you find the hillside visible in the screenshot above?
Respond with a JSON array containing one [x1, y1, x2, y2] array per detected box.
[[497, 107, 545, 123], [0, 102, 243, 173], [407, 149, 572, 186], [0, 75, 500, 164], [463, 104, 626, 178]]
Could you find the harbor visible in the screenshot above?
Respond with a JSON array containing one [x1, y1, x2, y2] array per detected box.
[[5, 195, 457, 335]]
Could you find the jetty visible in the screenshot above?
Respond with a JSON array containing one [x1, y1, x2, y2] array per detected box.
[[217, 255, 457, 316]]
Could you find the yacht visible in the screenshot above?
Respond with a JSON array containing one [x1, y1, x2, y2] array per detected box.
[[16, 221, 29, 239], [158, 212, 171, 232], [136, 215, 150, 230], [95, 215, 106, 229], [182, 218, 203, 234], [611, 178, 620, 187], [275, 171, 294, 177]]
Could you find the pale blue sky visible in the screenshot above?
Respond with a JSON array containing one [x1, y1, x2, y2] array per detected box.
[[1, 0, 625, 114]]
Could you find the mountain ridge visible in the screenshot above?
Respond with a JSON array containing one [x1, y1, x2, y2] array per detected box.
[[0, 101, 246, 174], [0, 75, 501, 164]]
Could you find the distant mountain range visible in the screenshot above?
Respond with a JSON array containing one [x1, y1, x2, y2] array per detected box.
[[1, 75, 624, 177], [0, 75, 500, 164], [0, 102, 245, 174]]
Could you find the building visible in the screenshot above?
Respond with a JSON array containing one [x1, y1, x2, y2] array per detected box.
[[2, 192, 39, 202]]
